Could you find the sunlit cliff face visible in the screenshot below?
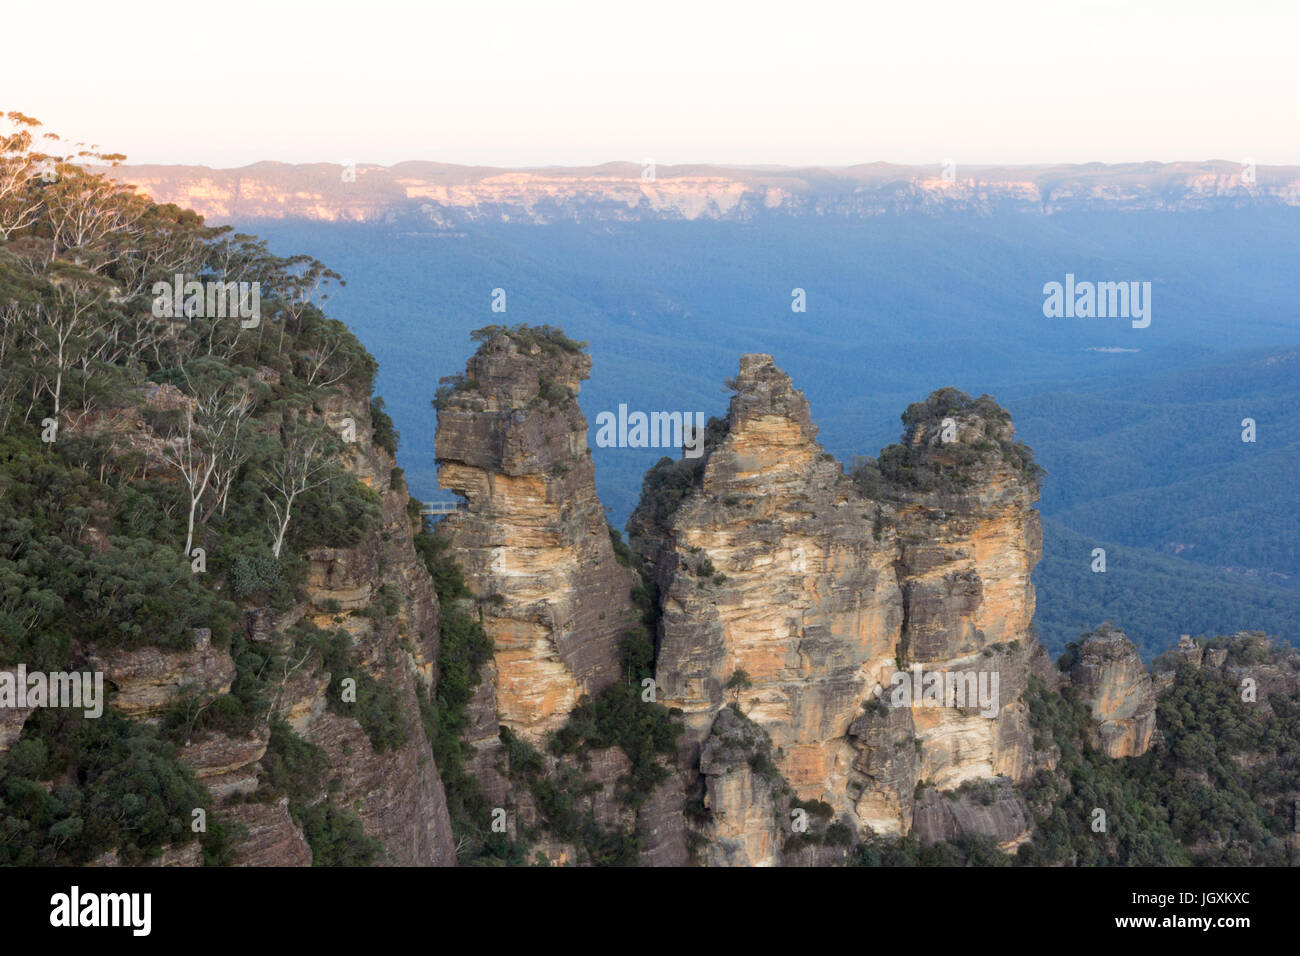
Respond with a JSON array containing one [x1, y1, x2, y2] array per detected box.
[[111, 162, 1300, 224]]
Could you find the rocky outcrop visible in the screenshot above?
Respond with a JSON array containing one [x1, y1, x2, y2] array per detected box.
[[180, 728, 268, 801], [178, 389, 457, 866], [697, 707, 784, 867], [431, 330, 698, 865], [636, 355, 903, 838], [911, 782, 1031, 850], [1066, 629, 1156, 758], [887, 391, 1043, 795], [631, 358, 1046, 857], [434, 331, 638, 739], [1158, 632, 1300, 716], [87, 629, 236, 719], [847, 702, 917, 836], [227, 798, 313, 867]]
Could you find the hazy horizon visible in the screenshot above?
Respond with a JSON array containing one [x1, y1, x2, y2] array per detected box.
[[103, 158, 1300, 173]]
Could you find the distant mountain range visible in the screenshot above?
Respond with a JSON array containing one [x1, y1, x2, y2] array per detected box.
[[106, 160, 1300, 224]]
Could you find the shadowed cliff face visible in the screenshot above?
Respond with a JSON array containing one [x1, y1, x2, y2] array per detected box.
[[631, 356, 1048, 855], [434, 332, 639, 739], [182, 390, 456, 867]]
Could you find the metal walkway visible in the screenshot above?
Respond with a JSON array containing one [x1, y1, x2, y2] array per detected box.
[[417, 501, 468, 516]]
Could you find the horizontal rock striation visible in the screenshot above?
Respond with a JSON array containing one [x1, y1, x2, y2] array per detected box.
[[1067, 628, 1157, 758], [631, 357, 1048, 858], [111, 161, 1300, 225], [434, 331, 638, 739]]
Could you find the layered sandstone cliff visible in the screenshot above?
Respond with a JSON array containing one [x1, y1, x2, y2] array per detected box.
[[434, 331, 638, 739], [630, 357, 1047, 858], [186, 390, 456, 866], [110, 161, 1300, 225], [1066, 628, 1156, 759], [431, 329, 680, 864]]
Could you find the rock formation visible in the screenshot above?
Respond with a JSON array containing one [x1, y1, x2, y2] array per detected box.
[[185, 389, 456, 866], [1066, 628, 1156, 758], [432, 329, 675, 865], [434, 330, 638, 739], [629, 356, 1048, 858]]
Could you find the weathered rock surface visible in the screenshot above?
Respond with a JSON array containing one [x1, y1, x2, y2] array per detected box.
[[912, 782, 1032, 850], [1067, 629, 1156, 758], [433, 331, 695, 864], [697, 707, 783, 867], [435, 332, 638, 740], [1158, 632, 1300, 716], [181, 389, 457, 866], [888, 393, 1043, 795], [87, 629, 235, 719], [91, 843, 204, 867], [227, 797, 313, 867], [180, 728, 268, 801], [630, 358, 1046, 858], [636, 355, 904, 840]]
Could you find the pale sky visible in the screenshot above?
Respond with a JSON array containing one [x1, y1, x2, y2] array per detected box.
[[6, 0, 1297, 168]]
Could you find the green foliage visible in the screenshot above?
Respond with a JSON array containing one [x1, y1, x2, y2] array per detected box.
[[283, 473, 383, 553], [850, 389, 1044, 499], [413, 526, 472, 603], [625, 416, 729, 541], [725, 669, 753, 700], [853, 832, 1014, 867], [1014, 636, 1300, 866], [501, 724, 647, 867], [618, 627, 656, 685], [537, 377, 572, 406], [469, 323, 587, 356], [228, 547, 284, 601], [0, 484, 240, 668], [370, 397, 399, 456], [0, 708, 207, 865], [608, 524, 638, 569], [296, 801, 382, 866], [259, 719, 380, 866], [550, 683, 680, 811], [295, 623, 408, 754], [0, 116, 414, 868]]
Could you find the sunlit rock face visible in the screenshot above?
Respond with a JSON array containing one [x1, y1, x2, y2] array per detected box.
[[434, 332, 638, 739], [632, 357, 1047, 856], [1068, 629, 1156, 758], [111, 161, 1300, 225]]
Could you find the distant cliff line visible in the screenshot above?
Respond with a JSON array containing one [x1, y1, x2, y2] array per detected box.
[[103, 160, 1300, 225]]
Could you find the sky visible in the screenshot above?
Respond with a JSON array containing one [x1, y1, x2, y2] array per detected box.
[[5, 0, 1297, 169]]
